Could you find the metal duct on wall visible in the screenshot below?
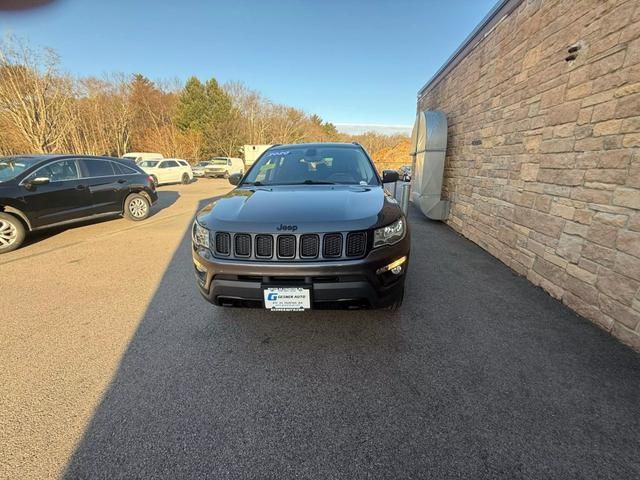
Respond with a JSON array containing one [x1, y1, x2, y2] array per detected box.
[[409, 110, 449, 220]]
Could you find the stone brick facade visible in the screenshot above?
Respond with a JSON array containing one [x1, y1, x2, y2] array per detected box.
[[418, 0, 640, 348]]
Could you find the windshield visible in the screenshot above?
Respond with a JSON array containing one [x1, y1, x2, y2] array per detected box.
[[242, 146, 379, 186], [195, 161, 212, 167], [139, 160, 159, 168], [211, 159, 229, 165], [0, 157, 41, 182]]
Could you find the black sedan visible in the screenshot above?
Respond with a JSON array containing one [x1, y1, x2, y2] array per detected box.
[[0, 155, 158, 253]]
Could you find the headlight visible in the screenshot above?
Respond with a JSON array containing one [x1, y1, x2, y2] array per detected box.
[[373, 217, 405, 248], [193, 221, 210, 248]]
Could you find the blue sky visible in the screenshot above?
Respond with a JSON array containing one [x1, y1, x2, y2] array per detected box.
[[1, 0, 495, 133]]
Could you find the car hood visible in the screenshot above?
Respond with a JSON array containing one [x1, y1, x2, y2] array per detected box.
[[196, 185, 402, 233]]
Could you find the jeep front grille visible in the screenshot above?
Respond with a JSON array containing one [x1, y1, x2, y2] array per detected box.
[[211, 231, 368, 261]]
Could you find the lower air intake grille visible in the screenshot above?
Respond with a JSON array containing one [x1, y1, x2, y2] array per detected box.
[[215, 232, 230, 255], [255, 235, 273, 258], [323, 233, 343, 258], [277, 235, 296, 258], [234, 234, 251, 257], [346, 232, 367, 257], [300, 234, 320, 258]]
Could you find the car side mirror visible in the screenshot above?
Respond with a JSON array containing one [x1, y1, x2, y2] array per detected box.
[[25, 176, 51, 187], [382, 170, 399, 183], [228, 173, 242, 186]]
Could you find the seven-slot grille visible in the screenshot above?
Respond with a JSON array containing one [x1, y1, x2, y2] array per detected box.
[[211, 231, 368, 260]]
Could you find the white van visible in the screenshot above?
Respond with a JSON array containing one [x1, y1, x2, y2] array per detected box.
[[203, 157, 244, 178], [122, 152, 164, 164]]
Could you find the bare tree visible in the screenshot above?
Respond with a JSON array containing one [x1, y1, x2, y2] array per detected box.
[[0, 36, 73, 153]]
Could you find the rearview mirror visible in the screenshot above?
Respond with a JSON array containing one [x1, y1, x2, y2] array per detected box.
[[228, 173, 242, 186], [26, 176, 51, 187], [382, 170, 399, 183]]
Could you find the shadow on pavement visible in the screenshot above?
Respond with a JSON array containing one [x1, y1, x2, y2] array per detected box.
[[149, 190, 179, 218], [63, 205, 640, 479], [21, 190, 180, 250]]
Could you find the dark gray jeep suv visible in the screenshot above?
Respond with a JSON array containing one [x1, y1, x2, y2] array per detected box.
[[192, 143, 409, 310]]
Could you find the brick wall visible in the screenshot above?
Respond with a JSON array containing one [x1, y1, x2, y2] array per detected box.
[[418, 0, 640, 348]]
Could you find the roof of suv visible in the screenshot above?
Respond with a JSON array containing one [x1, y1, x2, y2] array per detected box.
[[2, 154, 131, 162], [270, 142, 362, 149]]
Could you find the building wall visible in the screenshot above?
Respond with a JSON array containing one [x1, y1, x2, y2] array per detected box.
[[418, 0, 640, 347]]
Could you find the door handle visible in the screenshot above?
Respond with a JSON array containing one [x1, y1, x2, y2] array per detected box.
[[117, 179, 127, 184], [76, 184, 87, 191]]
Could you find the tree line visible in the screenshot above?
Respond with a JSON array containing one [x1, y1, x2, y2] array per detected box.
[[0, 37, 408, 163]]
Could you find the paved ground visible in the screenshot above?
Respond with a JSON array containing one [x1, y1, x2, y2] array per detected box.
[[1, 180, 638, 479]]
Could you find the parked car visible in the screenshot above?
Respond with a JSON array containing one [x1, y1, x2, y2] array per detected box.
[[0, 155, 158, 253], [192, 161, 214, 178], [122, 152, 164, 164], [398, 164, 412, 181], [203, 157, 244, 178], [139, 158, 193, 186], [192, 143, 409, 310]]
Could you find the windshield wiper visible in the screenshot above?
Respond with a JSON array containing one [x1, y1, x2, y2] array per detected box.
[[296, 180, 335, 185], [242, 181, 263, 186]]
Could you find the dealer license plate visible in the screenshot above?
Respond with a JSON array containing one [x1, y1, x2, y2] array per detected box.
[[263, 287, 311, 311]]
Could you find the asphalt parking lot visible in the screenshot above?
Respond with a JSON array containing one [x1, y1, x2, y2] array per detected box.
[[1, 179, 638, 479]]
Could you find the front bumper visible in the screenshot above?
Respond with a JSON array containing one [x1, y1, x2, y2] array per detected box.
[[204, 169, 225, 177], [192, 235, 409, 309]]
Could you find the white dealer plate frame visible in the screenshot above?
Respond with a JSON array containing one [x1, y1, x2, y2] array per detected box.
[[263, 287, 311, 311]]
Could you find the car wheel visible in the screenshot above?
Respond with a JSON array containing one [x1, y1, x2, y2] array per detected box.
[[0, 212, 26, 254], [151, 175, 159, 187], [124, 193, 151, 221], [181, 173, 190, 185]]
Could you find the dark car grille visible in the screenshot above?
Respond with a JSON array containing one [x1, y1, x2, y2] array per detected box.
[[300, 234, 320, 258], [215, 232, 230, 255], [323, 233, 343, 258], [277, 235, 296, 258], [234, 234, 251, 257], [346, 232, 367, 257], [211, 231, 368, 261], [255, 235, 274, 258]]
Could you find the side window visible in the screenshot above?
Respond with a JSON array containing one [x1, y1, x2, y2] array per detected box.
[[81, 159, 115, 178], [162, 160, 178, 168], [112, 162, 138, 175], [30, 160, 80, 182], [178, 160, 188, 167]]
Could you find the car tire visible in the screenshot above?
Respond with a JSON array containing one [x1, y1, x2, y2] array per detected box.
[[151, 175, 159, 187], [181, 173, 190, 185], [123, 193, 151, 221], [0, 212, 26, 254], [387, 286, 404, 311]]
